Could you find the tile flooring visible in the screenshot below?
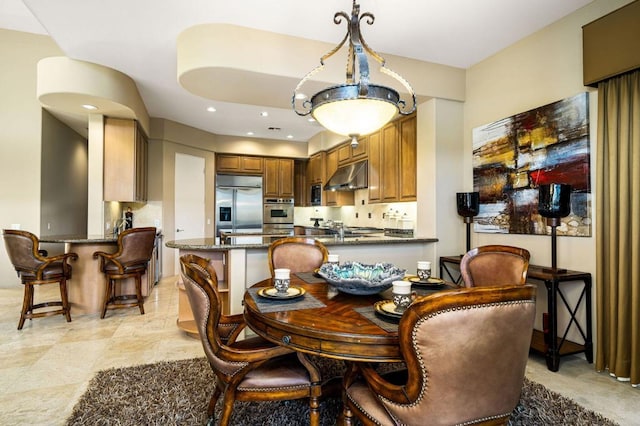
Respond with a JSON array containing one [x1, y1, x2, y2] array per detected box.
[[0, 276, 639, 425]]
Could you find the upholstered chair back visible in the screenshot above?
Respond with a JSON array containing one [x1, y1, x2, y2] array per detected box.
[[460, 244, 530, 287], [268, 237, 329, 276], [380, 285, 536, 425], [108, 227, 156, 270], [180, 257, 249, 378]]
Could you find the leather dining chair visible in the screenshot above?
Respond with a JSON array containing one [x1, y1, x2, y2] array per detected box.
[[460, 244, 530, 287], [3, 229, 78, 330], [179, 254, 246, 345], [343, 284, 537, 426], [93, 227, 156, 318], [267, 236, 328, 276], [180, 254, 324, 426]]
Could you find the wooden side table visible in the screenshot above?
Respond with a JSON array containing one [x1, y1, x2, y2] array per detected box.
[[439, 256, 593, 372]]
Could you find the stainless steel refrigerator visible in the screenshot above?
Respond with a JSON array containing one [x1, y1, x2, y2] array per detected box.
[[215, 174, 263, 237]]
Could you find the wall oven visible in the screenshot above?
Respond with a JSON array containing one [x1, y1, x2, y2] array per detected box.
[[263, 198, 294, 234], [310, 184, 322, 206]]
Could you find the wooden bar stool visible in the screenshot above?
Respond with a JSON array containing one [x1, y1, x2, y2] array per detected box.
[[3, 229, 77, 330], [93, 227, 156, 318]]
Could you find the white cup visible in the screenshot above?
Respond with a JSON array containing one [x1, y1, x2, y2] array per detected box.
[[274, 268, 291, 293], [392, 280, 413, 311], [417, 261, 432, 280], [327, 254, 340, 265]]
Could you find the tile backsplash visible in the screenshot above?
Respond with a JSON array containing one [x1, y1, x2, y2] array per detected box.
[[294, 189, 417, 230]]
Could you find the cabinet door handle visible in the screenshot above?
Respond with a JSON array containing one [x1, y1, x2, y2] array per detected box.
[[282, 335, 291, 345], [176, 228, 184, 232]]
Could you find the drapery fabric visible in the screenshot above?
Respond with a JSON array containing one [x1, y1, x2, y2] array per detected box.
[[596, 70, 640, 386]]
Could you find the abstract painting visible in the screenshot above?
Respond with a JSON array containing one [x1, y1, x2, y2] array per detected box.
[[471, 92, 591, 236]]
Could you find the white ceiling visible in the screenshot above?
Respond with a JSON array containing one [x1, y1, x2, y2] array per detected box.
[[1, 0, 593, 142]]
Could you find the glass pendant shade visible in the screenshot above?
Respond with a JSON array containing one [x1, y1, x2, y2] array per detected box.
[[310, 84, 399, 137], [456, 192, 480, 218], [538, 184, 572, 218]]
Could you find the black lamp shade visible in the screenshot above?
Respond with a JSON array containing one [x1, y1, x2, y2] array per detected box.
[[538, 184, 572, 218], [456, 192, 480, 218]]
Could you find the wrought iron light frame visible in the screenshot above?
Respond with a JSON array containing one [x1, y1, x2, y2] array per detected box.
[[292, 0, 416, 147]]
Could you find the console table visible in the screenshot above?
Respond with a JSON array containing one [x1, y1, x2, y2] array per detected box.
[[439, 255, 593, 372]]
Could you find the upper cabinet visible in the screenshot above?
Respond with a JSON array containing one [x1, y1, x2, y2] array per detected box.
[[368, 113, 417, 203], [398, 114, 417, 201], [216, 154, 264, 175], [104, 117, 148, 202], [337, 136, 368, 166], [264, 158, 294, 198], [294, 160, 308, 207], [307, 152, 325, 185]]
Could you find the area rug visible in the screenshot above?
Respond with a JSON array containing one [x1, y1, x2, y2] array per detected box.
[[66, 357, 617, 426]]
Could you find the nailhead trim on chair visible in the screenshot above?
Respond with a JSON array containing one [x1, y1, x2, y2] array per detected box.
[[237, 384, 311, 392], [375, 299, 534, 422], [185, 275, 249, 374]]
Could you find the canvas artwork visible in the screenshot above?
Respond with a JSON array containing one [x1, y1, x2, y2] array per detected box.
[[471, 92, 591, 236]]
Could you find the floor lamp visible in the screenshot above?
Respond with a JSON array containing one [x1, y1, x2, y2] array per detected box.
[[538, 183, 572, 274], [456, 192, 480, 256]]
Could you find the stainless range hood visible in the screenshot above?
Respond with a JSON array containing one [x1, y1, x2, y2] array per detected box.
[[323, 160, 368, 191]]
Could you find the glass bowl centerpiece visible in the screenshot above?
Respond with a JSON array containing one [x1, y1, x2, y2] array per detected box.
[[317, 261, 406, 295]]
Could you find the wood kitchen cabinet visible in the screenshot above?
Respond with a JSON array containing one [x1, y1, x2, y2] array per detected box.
[[294, 160, 308, 206], [216, 154, 264, 175], [104, 117, 148, 202], [307, 152, 325, 185], [398, 114, 417, 201], [264, 157, 294, 198], [368, 113, 416, 203], [325, 147, 355, 206], [337, 136, 368, 166]]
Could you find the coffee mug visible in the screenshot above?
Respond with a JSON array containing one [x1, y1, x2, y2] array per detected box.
[[392, 280, 413, 312], [417, 261, 431, 281], [274, 268, 291, 293]]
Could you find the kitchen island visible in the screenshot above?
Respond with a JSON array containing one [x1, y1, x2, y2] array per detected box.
[[166, 234, 438, 336], [40, 233, 161, 315]]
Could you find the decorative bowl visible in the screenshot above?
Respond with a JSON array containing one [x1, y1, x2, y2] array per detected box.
[[317, 261, 406, 295]]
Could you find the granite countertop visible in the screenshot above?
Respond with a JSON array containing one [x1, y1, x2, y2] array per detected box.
[[165, 235, 437, 250], [39, 234, 118, 244]]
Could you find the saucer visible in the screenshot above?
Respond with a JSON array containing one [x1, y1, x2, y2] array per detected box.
[[373, 300, 404, 320], [407, 276, 447, 289], [257, 286, 306, 300]]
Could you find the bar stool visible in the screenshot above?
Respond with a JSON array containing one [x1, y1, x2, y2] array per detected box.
[[2, 229, 77, 330], [93, 227, 156, 318]]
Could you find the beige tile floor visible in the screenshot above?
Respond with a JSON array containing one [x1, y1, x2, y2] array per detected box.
[[1, 276, 639, 425]]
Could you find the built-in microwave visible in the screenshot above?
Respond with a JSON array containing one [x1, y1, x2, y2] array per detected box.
[[310, 184, 322, 206]]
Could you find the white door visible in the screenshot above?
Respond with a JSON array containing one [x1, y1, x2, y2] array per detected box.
[[174, 153, 205, 273]]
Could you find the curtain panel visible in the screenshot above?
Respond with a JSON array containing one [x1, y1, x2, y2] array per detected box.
[[596, 70, 640, 386]]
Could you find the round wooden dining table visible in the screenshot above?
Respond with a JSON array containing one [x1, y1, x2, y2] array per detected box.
[[243, 275, 403, 363]]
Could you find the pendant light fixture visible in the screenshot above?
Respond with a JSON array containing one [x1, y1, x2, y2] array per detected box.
[[292, 0, 416, 147]]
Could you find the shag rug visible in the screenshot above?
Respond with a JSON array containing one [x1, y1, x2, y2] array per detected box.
[[67, 357, 617, 426]]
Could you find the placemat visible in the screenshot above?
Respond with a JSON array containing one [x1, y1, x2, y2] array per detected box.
[[354, 306, 399, 333], [247, 287, 326, 313], [294, 272, 326, 284]]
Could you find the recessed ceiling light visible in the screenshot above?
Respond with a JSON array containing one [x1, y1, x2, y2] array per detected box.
[[207, 106, 216, 112], [82, 104, 98, 110], [247, 131, 254, 136], [260, 111, 269, 117], [287, 135, 294, 139]]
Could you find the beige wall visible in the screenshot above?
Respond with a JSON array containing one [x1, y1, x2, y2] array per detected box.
[[40, 109, 88, 237], [463, 0, 633, 338], [0, 30, 63, 288]]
